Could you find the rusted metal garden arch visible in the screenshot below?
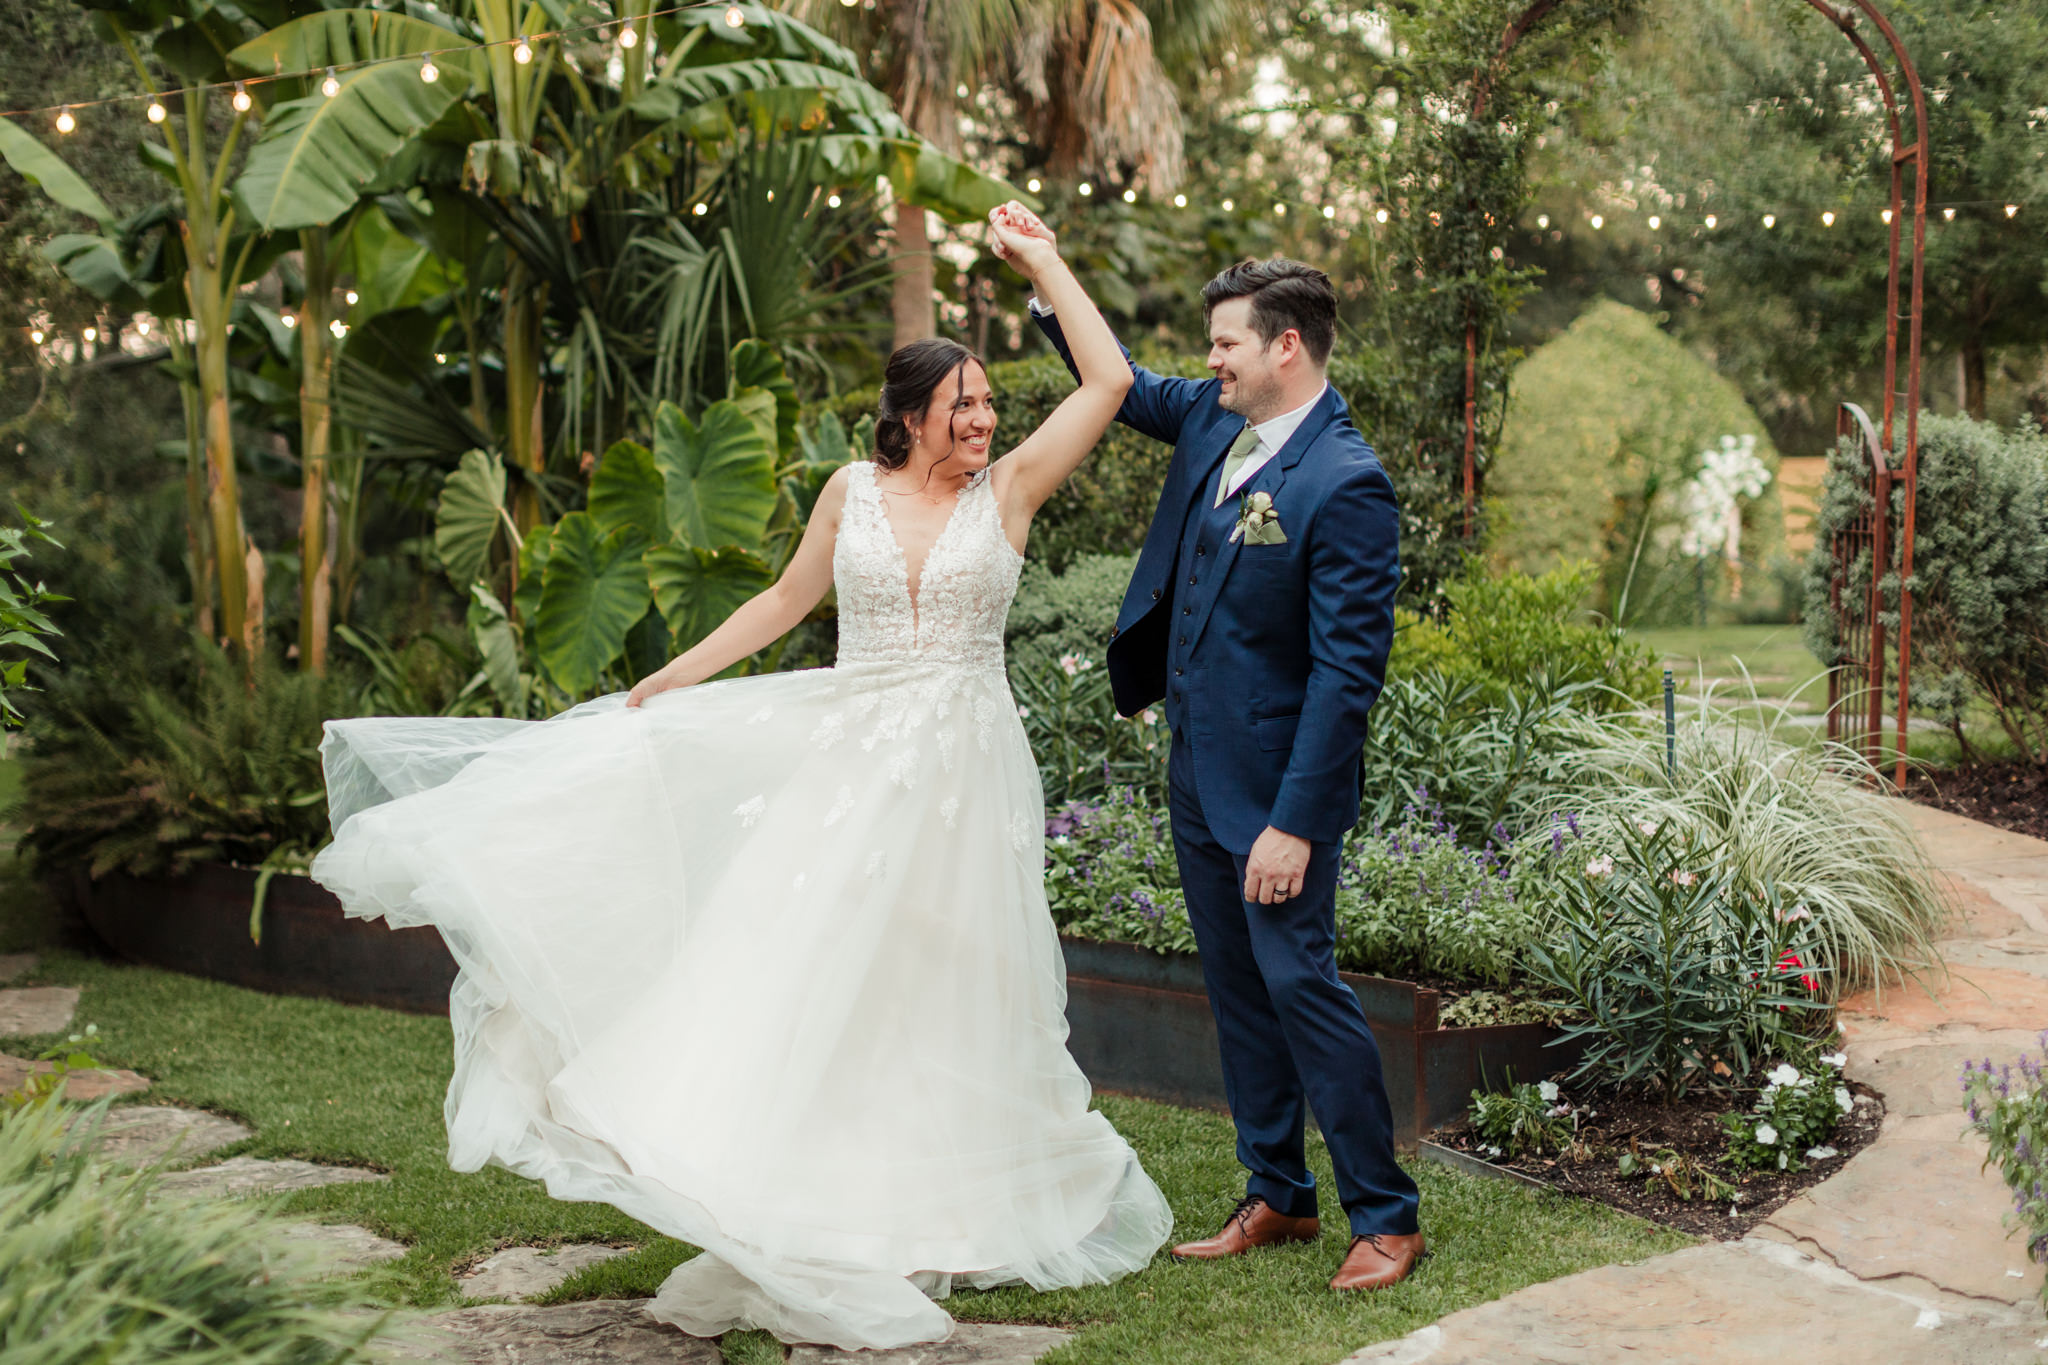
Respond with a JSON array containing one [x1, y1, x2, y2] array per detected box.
[[1462, 0, 1929, 783]]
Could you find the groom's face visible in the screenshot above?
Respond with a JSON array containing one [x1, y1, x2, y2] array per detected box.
[[1207, 298, 1288, 421]]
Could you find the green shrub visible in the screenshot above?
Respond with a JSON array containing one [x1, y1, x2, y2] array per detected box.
[[1521, 820, 1831, 1101], [1044, 789, 1190, 955], [1470, 1079, 1578, 1161], [1335, 796, 1533, 987], [1535, 694, 1952, 993], [1803, 415, 2048, 764], [0, 1097, 395, 1364], [18, 633, 344, 882], [0, 506, 66, 730], [1388, 562, 1657, 712], [1012, 651, 1169, 807], [1488, 301, 1787, 626], [1961, 1043, 2048, 1306], [1007, 553, 1135, 666]]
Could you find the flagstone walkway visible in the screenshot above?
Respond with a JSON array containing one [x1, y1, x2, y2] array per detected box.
[[1341, 798, 2048, 1364]]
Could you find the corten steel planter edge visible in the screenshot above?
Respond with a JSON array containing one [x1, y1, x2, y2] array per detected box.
[[1059, 934, 1583, 1151], [67, 864, 458, 1015]]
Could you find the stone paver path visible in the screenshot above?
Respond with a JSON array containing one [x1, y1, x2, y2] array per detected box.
[[790, 1323, 1073, 1364], [0, 1051, 150, 1101], [81, 1103, 253, 1167], [0, 984, 78, 1034], [156, 1154, 391, 1199], [457, 1245, 632, 1301], [1341, 798, 2048, 1364], [369, 1302, 723, 1364]]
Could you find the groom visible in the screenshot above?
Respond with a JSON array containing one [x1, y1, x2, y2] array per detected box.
[[1024, 230, 1424, 1290]]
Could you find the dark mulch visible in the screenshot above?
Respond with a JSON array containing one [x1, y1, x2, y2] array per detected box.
[[1901, 759, 2048, 842], [1427, 1077, 1886, 1240]]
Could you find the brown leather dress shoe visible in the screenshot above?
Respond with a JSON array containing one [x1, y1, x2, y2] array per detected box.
[[1170, 1196, 1320, 1261], [1329, 1231, 1428, 1290]]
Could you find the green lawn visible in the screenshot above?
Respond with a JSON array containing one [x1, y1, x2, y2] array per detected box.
[[1630, 624, 1829, 706], [2, 950, 1692, 1364]]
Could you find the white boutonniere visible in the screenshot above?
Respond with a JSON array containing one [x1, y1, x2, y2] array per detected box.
[[1229, 490, 1287, 545]]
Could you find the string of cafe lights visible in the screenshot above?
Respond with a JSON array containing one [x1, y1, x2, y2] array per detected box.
[[0, 1, 860, 133]]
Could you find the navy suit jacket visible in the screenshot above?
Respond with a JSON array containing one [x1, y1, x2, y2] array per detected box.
[[1035, 311, 1401, 852]]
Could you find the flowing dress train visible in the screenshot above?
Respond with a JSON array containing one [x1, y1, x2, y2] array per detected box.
[[309, 461, 1173, 1349]]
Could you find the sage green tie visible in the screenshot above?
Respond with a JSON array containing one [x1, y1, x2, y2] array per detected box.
[[1213, 421, 1261, 508]]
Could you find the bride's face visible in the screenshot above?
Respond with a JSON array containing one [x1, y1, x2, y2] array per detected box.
[[909, 361, 996, 471]]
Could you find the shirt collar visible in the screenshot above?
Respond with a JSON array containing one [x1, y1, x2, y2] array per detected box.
[[1250, 382, 1329, 450]]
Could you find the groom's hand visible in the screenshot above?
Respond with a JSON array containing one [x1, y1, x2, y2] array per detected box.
[[1244, 826, 1311, 906]]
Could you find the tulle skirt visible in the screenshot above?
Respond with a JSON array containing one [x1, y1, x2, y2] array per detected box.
[[308, 659, 1173, 1349]]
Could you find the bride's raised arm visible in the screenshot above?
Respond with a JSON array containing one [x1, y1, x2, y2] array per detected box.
[[625, 470, 847, 706], [984, 203, 1134, 525]]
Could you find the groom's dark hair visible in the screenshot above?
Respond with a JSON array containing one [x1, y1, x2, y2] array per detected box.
[[1202, 259, 1337, 366]]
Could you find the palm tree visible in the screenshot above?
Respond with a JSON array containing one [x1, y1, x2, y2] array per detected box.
[[785, 0, 1240, 350]]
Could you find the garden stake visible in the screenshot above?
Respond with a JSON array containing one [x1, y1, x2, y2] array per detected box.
[[1664, 670, 1676, 778]]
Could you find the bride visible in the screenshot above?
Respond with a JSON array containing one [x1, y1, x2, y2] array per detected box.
[[309, 202, 1174, 1350]]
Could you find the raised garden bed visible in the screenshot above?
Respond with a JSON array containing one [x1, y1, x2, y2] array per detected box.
[[1424, 1076, 1887, 1238], [62, 864, 1577, 1144]]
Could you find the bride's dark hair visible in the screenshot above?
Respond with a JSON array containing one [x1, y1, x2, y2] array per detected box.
[[874, 337, 984, 472]]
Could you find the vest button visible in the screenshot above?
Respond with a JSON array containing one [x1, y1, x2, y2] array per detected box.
[[1178, 635, 1187, 646], [1182, 606, 1191, 616], [1151, 588, 1161, 600], [1188, 575, 1197, 585], [1175, 668, 1185, 677]]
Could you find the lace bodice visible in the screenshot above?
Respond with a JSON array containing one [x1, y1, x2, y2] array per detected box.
[[833, 462, 1022, 673]]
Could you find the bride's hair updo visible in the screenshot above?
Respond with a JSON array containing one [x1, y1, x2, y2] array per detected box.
[[874, 337, 985, 471]]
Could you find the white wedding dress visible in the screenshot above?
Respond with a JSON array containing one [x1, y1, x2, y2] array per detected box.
[[308, 461, 1173, 1349]]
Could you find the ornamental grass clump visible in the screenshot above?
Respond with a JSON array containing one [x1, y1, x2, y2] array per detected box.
[[0, 1096, 398, 1364], [1546, 690, 1951, 993], [1961, 1039, 2048, 1306], [1522, 820, 1832, 1100]]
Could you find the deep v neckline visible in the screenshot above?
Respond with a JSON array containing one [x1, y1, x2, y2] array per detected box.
[[864, 464, 982, 631]]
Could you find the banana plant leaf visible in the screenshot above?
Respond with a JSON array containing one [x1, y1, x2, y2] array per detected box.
[[628, 59, 901, 128], [646, 542, 772, 655], [152, 4, 261, 84], [227, 9, 479, 104], [343, 203, 461, 324], [0, 120, 115, 226], [534, 512, 654, 695], [231, 63, 476, 231], [41, 235, 144, 309], [434, 449, 510, 589], [650, 398, 777, 552], [657, 3, 866, 77]]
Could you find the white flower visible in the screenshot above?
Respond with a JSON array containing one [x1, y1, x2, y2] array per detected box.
[[1547, 1104, 1572, 1118], [1754, 1123, 1778, 1146], [1835, 1085, 1854, 1114], [1767, 1063, 1802, 1088], [1584, 854, 1615, 879], [1805, 1146, 1839, 1161], [1052, 834, 1070, 847], [1059, 655, 1080, 677], [1138, 709, 1157, 726], [1247, 491, 1274, 514], [1637, 819, 1660, 837], [1776, 905, 1812, 923], [1481, 1144, 1503, 1159], [1538, 1081, 1560, 1102], [1017, 705, 1031, 718], [1819, 1051, 1847, 1069]]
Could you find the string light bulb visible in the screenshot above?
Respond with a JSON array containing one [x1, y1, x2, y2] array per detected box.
[[435, 353, 447, 364], [1942, 206, 1956, 221], [420, 57, 439, 83], [54, 107, 75, 134], [322, 68, 340, 97], [281, 313, 296, 328], [1172, 193, 1186, 208], [1026, 178, 1040, 193], [1122, 188, 1136, 203], [1589, 214, 1603, 229], [1375, 208, 1389, 224], [329, 319, 347, 338], [724, 5, 743, 26], [2006, 203, 2019, 218], [826, 193, 841, 208], [513, 38, 533, 63], [618, 23, 638, 48], [1762, 214, 1776, 229], [1821, 210, 1835, 226], [1647, 214, 1660, 229], [232, 82, 252, 112], [692, 202, 707, 215], [1274, 202, 1287, 216], [146, 100, 167, 123], [1535, 213, 1548, 228], [344, 290, 359, 305], [1704, 214, 1716, 229], [29, 329, 43, 345], [136, 319, 150, 335], [82, 326, 97, 342], [1322, 204, 1335, 219], [1221, 198, 1233, 212], [1881, 208, 1893, 224], [1077, 182, 1091, 197]]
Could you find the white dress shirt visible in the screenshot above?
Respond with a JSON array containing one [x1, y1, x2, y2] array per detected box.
[[1027, 298, 1326, 506]]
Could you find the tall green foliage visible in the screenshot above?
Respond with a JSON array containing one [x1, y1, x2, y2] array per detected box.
[[1804, 415, 2048, 763]]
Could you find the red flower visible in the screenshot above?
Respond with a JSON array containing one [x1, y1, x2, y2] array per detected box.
[[1775, 951, 1820, 993]]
